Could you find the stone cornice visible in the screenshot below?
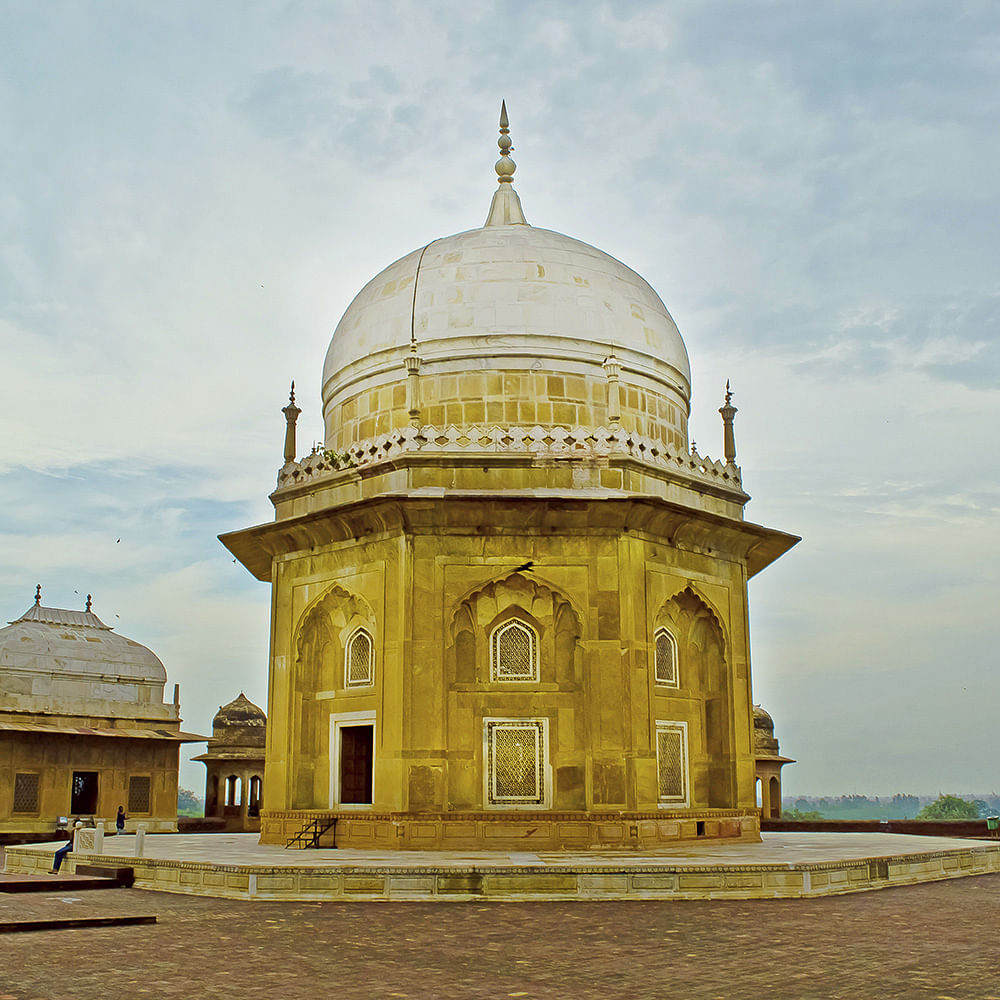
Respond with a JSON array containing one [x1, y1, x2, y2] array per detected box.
[[219, 492, 799, 583]]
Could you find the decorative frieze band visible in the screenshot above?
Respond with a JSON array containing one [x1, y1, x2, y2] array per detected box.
[[275, 423, 742, 494]]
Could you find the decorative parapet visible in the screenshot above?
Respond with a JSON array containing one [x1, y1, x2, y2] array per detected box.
[[275, 424, 743, 495]]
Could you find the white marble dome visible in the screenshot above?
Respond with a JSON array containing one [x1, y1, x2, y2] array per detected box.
[[0, 601, 167, 706], [320, 123, 692, 452], [322, 224, 690, 402]]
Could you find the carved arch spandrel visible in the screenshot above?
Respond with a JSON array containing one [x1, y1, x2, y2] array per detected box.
[[656, 584, 729, 659], [294, 582, 377, 704]]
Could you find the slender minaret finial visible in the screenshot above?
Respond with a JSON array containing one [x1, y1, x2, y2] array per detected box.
[[85, 594, 92, 612], [281, 380, 301, 466], [602, 352, 622, 427], [719, 380, 738, 465], [496, 100, 515, 185], [485, 101, 527, 226], [34, 584, 41, 606]]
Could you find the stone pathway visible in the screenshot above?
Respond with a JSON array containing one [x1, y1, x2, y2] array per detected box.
[[0, 874, 998, 999]]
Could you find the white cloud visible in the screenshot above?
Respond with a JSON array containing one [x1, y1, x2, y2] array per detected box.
[[2, 0, 999, 794]]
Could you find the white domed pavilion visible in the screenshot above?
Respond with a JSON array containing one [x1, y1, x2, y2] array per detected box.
[[0, 587, 202, 835]]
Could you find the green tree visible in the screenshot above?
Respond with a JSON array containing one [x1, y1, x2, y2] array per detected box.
[[177, 786, 204, 817], [916, 795, 981, 820], [783, 808, 824, 820]]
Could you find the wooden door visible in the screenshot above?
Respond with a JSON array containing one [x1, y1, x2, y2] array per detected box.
[[339, 726, 373, 804]]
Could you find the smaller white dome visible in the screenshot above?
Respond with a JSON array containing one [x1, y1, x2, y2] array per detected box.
[[0, 602, 167, 706]]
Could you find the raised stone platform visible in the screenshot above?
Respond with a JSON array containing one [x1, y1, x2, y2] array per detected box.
[[5, 832, 1000, 901]]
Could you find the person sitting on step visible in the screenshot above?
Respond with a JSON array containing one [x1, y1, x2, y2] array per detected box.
[[49, 821, 83, 874]]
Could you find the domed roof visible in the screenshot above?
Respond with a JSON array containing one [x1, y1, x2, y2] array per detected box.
[[0, 592, 167, 702], [321, 108, 690, 436], [214, 692, 266, 727], [752, 705, 775, 731], [323, 224, 690, 401], [211, 692, 266, 748]]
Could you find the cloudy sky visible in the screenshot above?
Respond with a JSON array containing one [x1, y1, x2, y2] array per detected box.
[[2, 1, 997, 796]]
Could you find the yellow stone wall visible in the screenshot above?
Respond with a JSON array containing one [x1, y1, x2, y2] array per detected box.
[[0, 732, 180, 834], [258, 496, 757, 845], [325, 370, 688, 452]]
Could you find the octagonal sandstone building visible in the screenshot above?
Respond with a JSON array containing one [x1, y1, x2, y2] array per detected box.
[[222, 109, 798, 849]]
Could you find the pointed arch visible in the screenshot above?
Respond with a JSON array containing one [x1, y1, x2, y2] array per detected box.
[[652, 583, 733, 808], [446, 571, 583, 688]]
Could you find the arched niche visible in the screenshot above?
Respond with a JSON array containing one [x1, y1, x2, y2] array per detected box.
[[654, 585, 733, 808], [447, 572, 583, 688], [292, 583, 376, 808]]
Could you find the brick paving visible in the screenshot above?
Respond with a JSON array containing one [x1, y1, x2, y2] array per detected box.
[[0, 873, 998, 999]]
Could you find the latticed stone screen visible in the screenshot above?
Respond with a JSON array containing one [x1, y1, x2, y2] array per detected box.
[[656, 723, 688, 805], [12, 772, 39, 813], [490, 620, 537, 682], [346, 628, 374, 686], [485, 719, 547, 806], [128, 775, 151, 813], [654, 628, 678, 686]]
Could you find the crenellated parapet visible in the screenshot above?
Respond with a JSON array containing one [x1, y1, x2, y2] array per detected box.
[[275, 422, 743, 496]]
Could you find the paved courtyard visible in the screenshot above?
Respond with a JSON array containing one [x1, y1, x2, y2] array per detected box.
[[1, 871, 999, 999]]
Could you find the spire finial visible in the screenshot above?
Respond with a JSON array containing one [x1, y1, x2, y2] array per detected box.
[[495, 100, 515, 185], [282, 381, 302, 466], [34, 584, 41, 606], [485, 101, 528, 227], [719, 380, 738, 465], [85, 594, 92, 612]]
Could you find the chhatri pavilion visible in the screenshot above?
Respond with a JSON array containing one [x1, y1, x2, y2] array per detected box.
[[221, 106, 798, 850]]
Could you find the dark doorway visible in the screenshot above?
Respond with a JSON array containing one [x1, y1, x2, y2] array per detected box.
[[71, 771, 99, 814], [340, 725, 373, 804]]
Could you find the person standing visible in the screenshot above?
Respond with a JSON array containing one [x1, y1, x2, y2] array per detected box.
[[116, 805, 127, 834]]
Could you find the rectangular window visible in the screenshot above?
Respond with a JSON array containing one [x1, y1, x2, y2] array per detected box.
[[655, 721, 689, 807], [128, 775, 152, 813], [484, 718, 549, 807], [13, 772, 40, 813]]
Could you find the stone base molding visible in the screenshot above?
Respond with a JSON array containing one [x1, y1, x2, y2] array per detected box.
[[260, 808, 759, 850]]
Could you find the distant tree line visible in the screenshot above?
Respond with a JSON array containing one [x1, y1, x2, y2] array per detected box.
[[783, 793, 1000, 821], [178, 787, 204, 817]]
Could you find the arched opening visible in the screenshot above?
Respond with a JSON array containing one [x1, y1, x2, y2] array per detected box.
[[769, 776, 781, 819], [248, 775, 262, 817], [225, 775, 242, 809], [653, 627, 678, 686], [490, 618, 538, 682], [755, 776, 763, 809], [346, 626, 374, 687]]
